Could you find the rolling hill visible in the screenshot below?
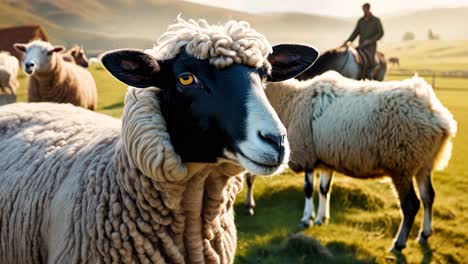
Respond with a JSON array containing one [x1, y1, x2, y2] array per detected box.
[[0, 0, 467, 54]]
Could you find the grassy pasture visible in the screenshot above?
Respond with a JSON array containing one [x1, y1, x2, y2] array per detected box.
[[14, 45, 468, 263]]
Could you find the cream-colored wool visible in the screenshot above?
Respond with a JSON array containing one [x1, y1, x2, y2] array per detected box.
[[26, 41, 97, 110], [266, 71, 456, 176], [0, 52, 19, 95], [146, 16, 272, 70], [0, 87, 245, 263]]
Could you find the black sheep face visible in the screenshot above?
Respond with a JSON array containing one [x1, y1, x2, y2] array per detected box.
[[102, 44, 318, 175]]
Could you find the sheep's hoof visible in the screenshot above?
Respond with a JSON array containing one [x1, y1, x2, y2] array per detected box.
[[299, 220, 311, 228], [245, 205, 255, 216], [388, 243, 405, 254], [246, 207, 255, 216], [417, 233, 430, 245], [313, 219, 324, 226]]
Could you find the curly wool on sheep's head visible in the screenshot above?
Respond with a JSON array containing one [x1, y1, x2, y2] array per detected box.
[[149, 16, 272, 69]]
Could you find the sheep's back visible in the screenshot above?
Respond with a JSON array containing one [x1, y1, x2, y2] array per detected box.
[[61, 62, 98, 110], [0, 54, 19, 76], [312, 77, 454, 177], [0, 102, 119, 263]]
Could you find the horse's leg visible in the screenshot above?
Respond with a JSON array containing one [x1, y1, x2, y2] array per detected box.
[[344, 52, 361, 80], [300, 169, 315, 228], [375, 62, 387, 81], [244, 173, 257, 216], [415, 166, 435, 244], [314, 169, 333, 225], [390, 175, 420, 252]]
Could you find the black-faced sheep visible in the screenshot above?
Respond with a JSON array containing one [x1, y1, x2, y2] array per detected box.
[[245, 71, 456, 252], [0, 17, 318, 263], [13, 40, 97, 110]]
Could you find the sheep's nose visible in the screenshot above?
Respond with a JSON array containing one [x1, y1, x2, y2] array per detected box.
[[25, 62, 35, 68], [258, 131, 286, 162]]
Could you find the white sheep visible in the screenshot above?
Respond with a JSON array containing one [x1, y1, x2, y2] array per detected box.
[[0, 17, 319, 263], [13, 40, 98, 110], [0, 51, 19, 95], [89, 57, 100, 65], [245, 71, 456, 252]]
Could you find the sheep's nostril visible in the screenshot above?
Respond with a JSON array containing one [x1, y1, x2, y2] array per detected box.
[[25, 62, 35, 69], [258, 131, 284, 149], [258, 131, 286, 163]]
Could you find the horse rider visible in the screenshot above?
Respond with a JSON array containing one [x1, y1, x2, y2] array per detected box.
[[345, 2, 384, 80]]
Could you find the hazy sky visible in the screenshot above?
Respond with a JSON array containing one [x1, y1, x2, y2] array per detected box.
[[185, 0, 468, 17]]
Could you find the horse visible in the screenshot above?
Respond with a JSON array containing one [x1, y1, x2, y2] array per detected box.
[[388, 57, 400, 67], [296, 44, 387, 81]]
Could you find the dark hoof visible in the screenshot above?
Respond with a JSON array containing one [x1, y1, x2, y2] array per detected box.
[[417, 233, 430, 245], [388, 244, 406, 254], [314, 219, 324, 226], [299, 220, 310, 228], [314, 218, 329, 226]]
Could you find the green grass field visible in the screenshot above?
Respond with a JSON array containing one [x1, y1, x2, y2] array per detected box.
[[14, 48, 468, 263], [382, 40, 468, 71]]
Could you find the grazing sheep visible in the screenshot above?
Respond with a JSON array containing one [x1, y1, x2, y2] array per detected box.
[[245, 71, 456, 252], [0, 51, 19, 95], [0, 17, 319, 263], [62, 45, 89, 68], [89, 57, 100, 65], [13, 40, 97, 110]]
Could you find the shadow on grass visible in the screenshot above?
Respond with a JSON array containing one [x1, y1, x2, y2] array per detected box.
[[234, 186, 377, 263], [103, 101, 124, 110], [235, 233, 376, 264]]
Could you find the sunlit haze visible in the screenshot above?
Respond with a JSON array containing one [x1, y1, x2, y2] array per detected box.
[[186, 0, 468, 17]]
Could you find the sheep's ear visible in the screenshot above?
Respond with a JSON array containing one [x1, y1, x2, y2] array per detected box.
[[53, 46, 65, 53], [102, 49, 165, 88], [267, 44, 319, 82], [13, 43, 27, 53]]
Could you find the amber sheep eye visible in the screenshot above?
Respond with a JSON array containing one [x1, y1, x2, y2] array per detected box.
[[178, 74, 194, 86]]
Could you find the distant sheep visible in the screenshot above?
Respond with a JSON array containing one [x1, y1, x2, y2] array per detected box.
[[88, 57, 100, 65], [0, 51, 19, 95], [62, 45, 89, 68], [0, 17, 319, 263], [14, 40, 97, 110], [245, 71, 457, 252]]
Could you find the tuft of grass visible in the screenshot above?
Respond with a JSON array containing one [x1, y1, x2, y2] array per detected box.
[[280, 233, 335, 261]]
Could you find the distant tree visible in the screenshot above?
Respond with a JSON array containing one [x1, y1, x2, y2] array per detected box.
[[402, 32, 415, 41], [428, 29, 440, 40]]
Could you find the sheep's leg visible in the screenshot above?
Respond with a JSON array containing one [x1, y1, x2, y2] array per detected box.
[[244, 173, 257, 215], [12, 79, 19, 95], [391, 177, 420, 252], [300, 170, 315, 228], [314, 169, 333, 225], [7, 80, 15, 95], [415, 167, 435, 244]]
